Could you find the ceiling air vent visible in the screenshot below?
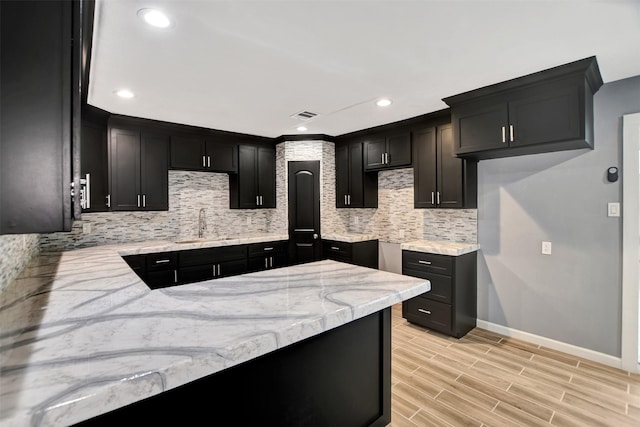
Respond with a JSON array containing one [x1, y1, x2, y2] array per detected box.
[[291, 111, 319, 121]]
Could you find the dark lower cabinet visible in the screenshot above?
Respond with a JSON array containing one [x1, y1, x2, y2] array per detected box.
[[178, 245, 247, 284], [323, 239, 378, 269], [109, 125, 169, 211], [247, 241, 288, 272], [402, 250, 477, 338]]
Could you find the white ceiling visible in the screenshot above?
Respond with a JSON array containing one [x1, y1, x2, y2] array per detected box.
[[89, 0, 640, 138]]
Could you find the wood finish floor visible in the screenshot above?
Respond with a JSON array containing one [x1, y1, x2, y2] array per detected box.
[[390, 304, 640, 426]]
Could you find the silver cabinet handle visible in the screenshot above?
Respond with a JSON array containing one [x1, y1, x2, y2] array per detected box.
[[260, 196, 263, 205], [270, 256, 273, 268], [217, 264, 221, 276], [344, 195, 347, 205], [509, 124, 514, 142], [385, 152, 389, 164], [501, 126, 506, 143], [82, 173, 91, 209], [155, 259, 171, 264], [207, 156, 211, 168], [418, 308, 432, 315], [212, 265, 216, 277], [137, 194, 141, 208], [256, 195, 259, 206], [381, 153, 385, 164], [437, 192, 440, 205], [331, 246, 340, 251], [347, 194, 351, 205], [418, 260, 432, 265], [263, 247, 274, 251], [202, 155, 207, 167], [313, 233, 318, 239], [431, 192, 434, 205], [142, 194, 146, 208], [174, 270, 178, 283], [265, 258, 268, 268], [106, 194, 111, 208]]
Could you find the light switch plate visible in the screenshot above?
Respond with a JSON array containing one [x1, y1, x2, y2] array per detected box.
[[607, 202, 620, 217], [541, 241, 552, 255]]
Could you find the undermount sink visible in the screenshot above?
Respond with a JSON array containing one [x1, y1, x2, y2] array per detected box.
[[174, 237, 237, 244]]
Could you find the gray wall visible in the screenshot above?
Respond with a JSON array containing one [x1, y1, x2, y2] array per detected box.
[[477, 75, 640, 356]]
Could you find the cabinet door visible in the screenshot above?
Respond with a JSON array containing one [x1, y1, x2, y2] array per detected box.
[[413, 127, 437, 208], [109, 128, 141, 211], [180, 264, 215, 284], [170, 135, 206, 170], [453, 101, 508, 155], [218, 259, 248, 278], [81, 120, 109, 212], [335, 143, 350, 208], [348, 142, 365, 207], [1, 1, 74, 233], [235, 145, 258, 208], [257, 146, 276, 207], [363, 137, 386, 170], [140, 133, 169, 211], [437, 125, 464, 208], [206, 141, 237, 173], [508, 81, 581, 148], [386, 132, 411, 168]]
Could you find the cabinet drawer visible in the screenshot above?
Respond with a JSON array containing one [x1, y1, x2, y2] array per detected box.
[[323, 240, 352, 259], [402, 251, 452, 276], [146, 252, 178, 271], [403, 271, 452, 304], [146, 269, 178, 289], [247, 241, 287, 257], [402, 297, 452, 335], [180, 245, 247, 267]]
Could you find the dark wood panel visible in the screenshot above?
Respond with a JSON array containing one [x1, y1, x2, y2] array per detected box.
[[109, 128, 141, 211], [206, 140, 237, 173], [364, 137, 386, 170], [288, 161, 321, 264], [170, 135, 205, 170], [140, 133, 169, 211], [386, 132, 411, 168], [402, 251, 453, 276], [335, 143, 349, 208], [403, 297, 452, 335], [413, 127, 437, 208], [81, 120, 109, 212], [455, 101, 508, 154], [257, 146, 276, 207], [437, 124, 464, 208]]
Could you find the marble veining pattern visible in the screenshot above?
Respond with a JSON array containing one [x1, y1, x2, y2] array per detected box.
[[322, 233, 378, 243], [0, 242, 428, 426], [401, 240, 480, 256], [0, 234, 39, 293]]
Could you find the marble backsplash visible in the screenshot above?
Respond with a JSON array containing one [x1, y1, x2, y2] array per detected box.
[[339, 169, 477, 244], [0, 234, 39, 293]]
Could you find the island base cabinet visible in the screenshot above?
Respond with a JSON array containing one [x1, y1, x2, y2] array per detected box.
[[76, 308, 392, 427]]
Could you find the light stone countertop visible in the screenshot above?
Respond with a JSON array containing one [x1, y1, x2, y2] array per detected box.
[[322, 233, 378, 243], [401, 240, 480, 256], [0, 239, 429, 427]]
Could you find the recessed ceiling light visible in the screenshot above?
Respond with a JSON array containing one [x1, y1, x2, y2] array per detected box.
[[297, 126, 308, 132], [138, 9, 172, 28], [115, 89, 135, 99], [376, 98, 392, 107]]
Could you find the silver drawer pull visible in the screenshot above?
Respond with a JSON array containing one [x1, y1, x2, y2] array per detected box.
[[330, 246, 340, 251], [155, 259, 171, 264], [418, 260, 432, 265], [263, 247, 274, 251], [418, 309, 432, 315]]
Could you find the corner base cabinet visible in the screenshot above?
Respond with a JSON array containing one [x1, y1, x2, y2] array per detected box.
[[402, 250, 477, 338], [323, 239, 378, 269]]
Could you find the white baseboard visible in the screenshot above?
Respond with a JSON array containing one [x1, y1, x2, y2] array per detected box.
[[476, 320, 623, 369]]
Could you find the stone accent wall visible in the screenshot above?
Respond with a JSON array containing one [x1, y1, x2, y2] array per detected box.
[[0, 234, 39, 293]]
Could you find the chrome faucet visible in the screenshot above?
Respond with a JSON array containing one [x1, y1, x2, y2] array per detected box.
[[198, 208, 207, 238]]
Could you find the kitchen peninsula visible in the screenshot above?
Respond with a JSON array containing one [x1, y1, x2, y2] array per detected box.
[[0, 237, 429, 426]]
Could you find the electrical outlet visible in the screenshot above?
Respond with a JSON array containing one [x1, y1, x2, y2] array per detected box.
[[399, 230, 405, 239], [354, 216, 359, 226], [82, 223, 92, 234], [246, 217, 252, 226], [541, 241, 552, 255]]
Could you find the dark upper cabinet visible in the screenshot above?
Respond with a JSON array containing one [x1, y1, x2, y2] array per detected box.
[[229, 145, 276, 209], [335, 140, 377, 208], [80, 112, 109, 212], [364, 132, 411, 170], [1, 1, 82, 233], [444, 56, 603, 160], [170, 135, 237, 173], [414, 124, 477, 209], [109, 126, 169, 211]]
